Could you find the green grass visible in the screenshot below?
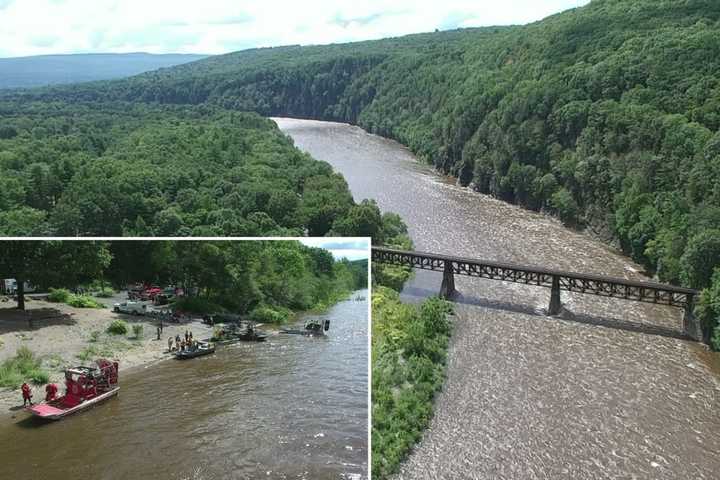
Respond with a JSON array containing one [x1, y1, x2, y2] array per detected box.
[[44, 354, 65, 371], [0, 346, 51, 388], [371, 287, 453, 479], [76, 341, 124, 361], [131, 324, 143, 339], [89, 330, 101, 343]]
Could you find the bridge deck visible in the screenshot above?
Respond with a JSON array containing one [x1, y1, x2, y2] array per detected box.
[[372, 247, 697, 308]]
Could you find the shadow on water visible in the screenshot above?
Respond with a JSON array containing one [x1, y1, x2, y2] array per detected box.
[[14, 415, 50, 429], [403, 285, 687, 341]]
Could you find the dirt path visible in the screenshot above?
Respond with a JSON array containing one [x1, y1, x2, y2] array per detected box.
[[0, 296, 214, 416]]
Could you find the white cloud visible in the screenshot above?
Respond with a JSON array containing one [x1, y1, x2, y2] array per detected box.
[[0, 0, 591, 57], [299, 238, 370, 261]]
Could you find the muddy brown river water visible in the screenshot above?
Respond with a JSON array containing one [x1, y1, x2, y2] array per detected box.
[[0, 291, 368, 480], [275, 118, 720, 479]]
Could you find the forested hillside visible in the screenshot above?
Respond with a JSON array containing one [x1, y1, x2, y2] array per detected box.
[[3, 0, 720, 340], [0, 53, 208, 89], [1, 240, 366, 320], [0, 101, 406, 239]]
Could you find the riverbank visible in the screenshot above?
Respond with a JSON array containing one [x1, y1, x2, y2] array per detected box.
[[371, 287, 453, 479], [0, 298, 214, 417]]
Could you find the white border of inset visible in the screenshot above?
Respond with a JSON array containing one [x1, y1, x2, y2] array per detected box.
[[0, 235, 374, 477]]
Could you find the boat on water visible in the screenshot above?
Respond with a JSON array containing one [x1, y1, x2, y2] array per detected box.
[[26, 359, 119, 421], [237, 325, 268, 342], [174, 341, 215, 359], [208, 322, 268, 344], [280, 318, 330, 337]]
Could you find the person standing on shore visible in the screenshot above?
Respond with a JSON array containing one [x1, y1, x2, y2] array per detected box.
[[21, 382, 33, 406]]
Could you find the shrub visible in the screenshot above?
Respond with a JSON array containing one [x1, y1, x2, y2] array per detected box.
[[94, 287, 115, 298], [131, 324, 143, 339], [371, 287, 453, 479], [48, 288, 71, 303], [249, 305, 292, 324], [0, 346, 50, 388], [67, 295, 104, 308], [89, 330, 101, 343], [29, 370, 50, 384], [107, 320, 129, 335]]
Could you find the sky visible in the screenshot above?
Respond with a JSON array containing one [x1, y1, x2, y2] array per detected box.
[[299, 238, 369, 261], [0, 0, 591, 58]]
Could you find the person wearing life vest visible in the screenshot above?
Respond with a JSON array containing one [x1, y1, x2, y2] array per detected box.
[[21, 382, 33, 406], [45, 383, 58, 402]]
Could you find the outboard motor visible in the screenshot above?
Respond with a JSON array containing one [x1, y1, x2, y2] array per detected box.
[[324, 319, 330, 332]]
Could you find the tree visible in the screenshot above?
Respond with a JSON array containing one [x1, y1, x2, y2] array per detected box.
[[0, 241, 111, 313], [680, 230, 720, 289]]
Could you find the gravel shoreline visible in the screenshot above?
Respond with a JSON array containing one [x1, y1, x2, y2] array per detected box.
[[0, 297, 214, 418]]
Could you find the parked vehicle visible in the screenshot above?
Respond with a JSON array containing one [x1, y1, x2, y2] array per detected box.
[[153, 294, 170, 306], [113, 301, 147, 315]]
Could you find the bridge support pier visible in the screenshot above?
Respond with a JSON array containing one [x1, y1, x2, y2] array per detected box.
[[683, 295, 704, 342], [440, 261, 456, 299], [548, 275, 562, 316]]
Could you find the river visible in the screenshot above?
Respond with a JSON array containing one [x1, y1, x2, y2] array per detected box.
[[0, 291, 368, 480], [275, 118, 720, 479]]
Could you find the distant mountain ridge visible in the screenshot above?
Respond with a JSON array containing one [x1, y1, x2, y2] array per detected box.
[[0, 52, 209, 89]]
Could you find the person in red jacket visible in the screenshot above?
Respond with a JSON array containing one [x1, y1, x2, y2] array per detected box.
[[21, 382, 33, 406], [45, 383, 58, 402]]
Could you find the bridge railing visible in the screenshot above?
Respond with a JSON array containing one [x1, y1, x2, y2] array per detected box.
[[371, 246, 704, 341]]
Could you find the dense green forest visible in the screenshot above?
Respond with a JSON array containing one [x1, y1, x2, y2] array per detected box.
[[0, 102, 400, 238], [2, 0, 719, 341], [0, 240, 367, 320]]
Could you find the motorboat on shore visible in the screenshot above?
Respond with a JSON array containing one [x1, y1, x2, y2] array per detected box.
[[280, 318, 329, 337], [26, 359, 119, 420], [174, 341, 215, 359]]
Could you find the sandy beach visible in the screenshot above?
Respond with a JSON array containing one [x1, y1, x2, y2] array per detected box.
[[0, 293, 214, 417]]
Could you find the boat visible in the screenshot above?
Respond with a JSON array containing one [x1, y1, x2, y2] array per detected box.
[[26, 359, 119, 420], [208, 322, 268, 344], [237, 326, 269, 342], [280, 318, 330, 337], [174, 341, 215, 359]]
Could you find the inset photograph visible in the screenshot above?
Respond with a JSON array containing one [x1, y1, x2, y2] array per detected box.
[[0, 239, 369, 480]]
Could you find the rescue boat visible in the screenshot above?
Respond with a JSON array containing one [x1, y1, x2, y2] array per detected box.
[[26, 359, 119, 420], [280, 318, 330, 337], [173, 341, 215, 359]]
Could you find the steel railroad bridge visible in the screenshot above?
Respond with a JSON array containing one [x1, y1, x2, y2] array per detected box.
[[371, 247, 704, 341]]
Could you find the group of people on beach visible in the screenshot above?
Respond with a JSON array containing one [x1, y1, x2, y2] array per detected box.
[[168, 330, 197, 352]]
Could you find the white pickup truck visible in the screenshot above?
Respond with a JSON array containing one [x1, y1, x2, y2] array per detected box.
[[113, 301, 147, 315]]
